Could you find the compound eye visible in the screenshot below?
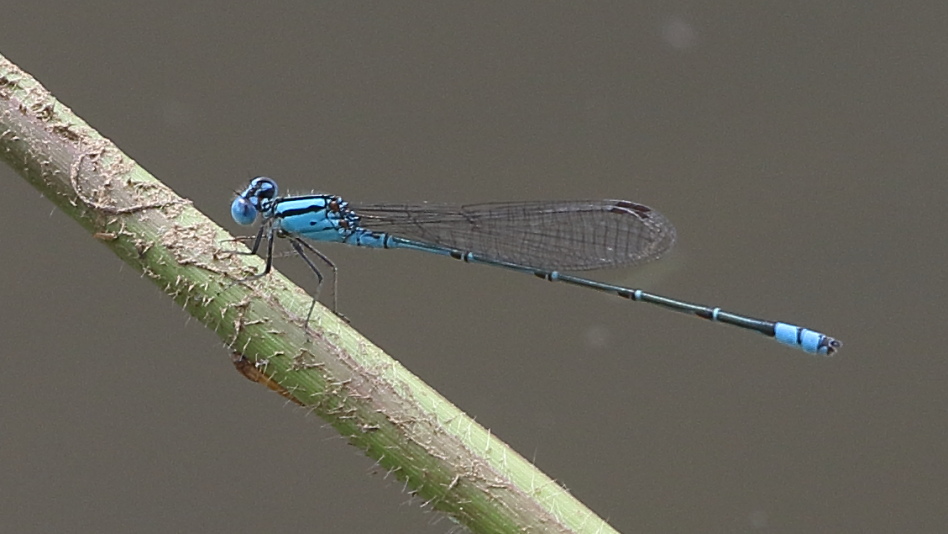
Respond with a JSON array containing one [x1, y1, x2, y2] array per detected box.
[[231, 195, 258, 225]]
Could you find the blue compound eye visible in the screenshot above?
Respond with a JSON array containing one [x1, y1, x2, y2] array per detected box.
[[231, 195, 258, 225]]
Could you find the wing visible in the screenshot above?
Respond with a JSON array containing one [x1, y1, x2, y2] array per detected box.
[[349, 199, 676, 271]]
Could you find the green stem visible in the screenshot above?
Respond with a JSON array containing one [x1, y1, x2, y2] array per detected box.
[[0, 52, 619, 534]]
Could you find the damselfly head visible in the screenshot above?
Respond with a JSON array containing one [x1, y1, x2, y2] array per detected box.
[[247, 176, 278, 201], [231, 176, 280, 225]]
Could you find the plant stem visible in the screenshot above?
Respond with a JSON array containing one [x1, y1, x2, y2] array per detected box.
[[0, 52, 619, 534]]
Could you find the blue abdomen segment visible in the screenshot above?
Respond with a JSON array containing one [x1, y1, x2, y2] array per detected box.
[[773, 322, 838, 356]]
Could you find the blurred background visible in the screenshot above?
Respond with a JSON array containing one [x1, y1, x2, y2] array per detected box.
[[1, 3, 944, 533]]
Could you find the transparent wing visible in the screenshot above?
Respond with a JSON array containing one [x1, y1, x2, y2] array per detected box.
[[350, 200, 676, 271]]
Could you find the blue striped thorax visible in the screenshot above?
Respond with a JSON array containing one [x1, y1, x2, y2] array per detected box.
[[271, 195, 359, 243]]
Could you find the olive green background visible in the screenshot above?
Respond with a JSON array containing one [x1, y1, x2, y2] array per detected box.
[[1, 4, 944, 533]]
